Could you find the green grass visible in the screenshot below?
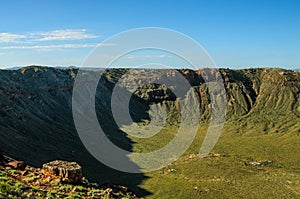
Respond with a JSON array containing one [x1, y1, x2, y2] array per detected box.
[[126, 122, 300, 198]]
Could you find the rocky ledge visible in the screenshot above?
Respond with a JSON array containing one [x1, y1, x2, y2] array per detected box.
[[0, 151, 139, 199]]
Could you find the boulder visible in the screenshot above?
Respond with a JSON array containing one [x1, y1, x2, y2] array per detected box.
[[7, 161, 26, 170], [42, 160, 82, 183]]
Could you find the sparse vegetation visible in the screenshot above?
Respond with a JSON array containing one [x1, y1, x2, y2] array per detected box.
[[0, 164, 137, 199]]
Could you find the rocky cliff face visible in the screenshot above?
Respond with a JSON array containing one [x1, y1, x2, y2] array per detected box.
[[0, 66, 300, 185]]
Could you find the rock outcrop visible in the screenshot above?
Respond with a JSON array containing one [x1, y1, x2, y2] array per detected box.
[[0, 154, 139, 198], [42, 160, 82, 183]]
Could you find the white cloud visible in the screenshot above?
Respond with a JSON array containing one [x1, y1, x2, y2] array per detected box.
[[0, 33, 26, 43], [0, 29, 99, 43], [34, 29, 98, 41], [0, 43, 115, 50]]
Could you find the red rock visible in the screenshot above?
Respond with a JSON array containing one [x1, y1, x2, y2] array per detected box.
[[21, 170, 28, 176], [7, 161, 26, 170]]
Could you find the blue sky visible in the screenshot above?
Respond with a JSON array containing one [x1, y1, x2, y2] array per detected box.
[[0, 0, 300, 69]]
